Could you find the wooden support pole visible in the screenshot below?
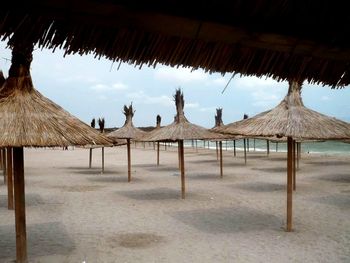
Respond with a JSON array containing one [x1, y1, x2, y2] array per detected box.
[[13, 147, 27, 262], [243, 139, 247, 165], [127, 139, 131, 182], [179, 140, 185, 199], [219, 141, 223, 178], [7, 147, 14, 210], [0, 148, 3, 170], [287, 137, 293, 232], [233, 140, 236, 157], [253, 139, 256, 151], [157, 142, 160, 166], [215, 142, 219, 160], [101, 147, 104, 174], [89, 148, 92, 168], [266, 140, 270, 156], [297, 142, 300, 170], [178, 143, 181, 170], [276, 142, 278, 152], [293, 140, 296, 191], [247, 139, 250, 152], [3, 149, 7, 184], [195, 140, 198, 153]]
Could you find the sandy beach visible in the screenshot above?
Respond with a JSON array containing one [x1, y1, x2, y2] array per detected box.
[[0, 144, 349, 263]]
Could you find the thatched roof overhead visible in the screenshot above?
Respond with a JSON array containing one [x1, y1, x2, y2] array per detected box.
[[142, 89, 224, 141], [1, 1, 350, 86], [0, 48, 112, 147], [107, 104, 146, 140], [217, 81, 350, 140]]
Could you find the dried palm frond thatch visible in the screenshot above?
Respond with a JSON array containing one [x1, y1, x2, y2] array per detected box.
[[107, 103, 146, 140], [215, 80, 350, 232], [107, 103, 145, 182], [0, 2, 349, 86], [2, 44, 112, 263], [218, 81, 350, 140], [141, 89, 225, 199], [0, 51, 112, 148], [156, 114, 161, 129], [142, 90, 225, 142], [90, 118, 96, 128], [98, 117, 105, 133]]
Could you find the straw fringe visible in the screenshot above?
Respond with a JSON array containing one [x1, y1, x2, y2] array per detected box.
[[1, 3, 349, 86], [142, 89, 225, 141], [0, 75, 113, 147], [107, 104, 146, 140], [217, 81, 350, 140]]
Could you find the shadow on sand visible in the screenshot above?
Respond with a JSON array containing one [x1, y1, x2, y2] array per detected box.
[[171, 206, 281, 234], [310, 194, 350, 209], [116, 188, 182, 200], [0, 193, 46, 208], [251, 167, 286, 173], [0, 222, 75, 260], [87, 175, 142, 183], [313, 173, 350, 183], [233, 182, 285, 192]]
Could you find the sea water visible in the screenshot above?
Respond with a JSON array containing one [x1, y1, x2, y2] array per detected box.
[[183, 139, 350, 155]]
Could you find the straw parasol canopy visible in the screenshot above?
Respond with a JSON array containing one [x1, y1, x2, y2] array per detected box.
[[142, 90, 225, 142], [0, 48, 112, 148], [218, 81, 350, 140], [216, 80, 350, 232], [0, 44, 112, 263], [1, 2, 350, 86], [142, 89, 224, 198], [107, 103, 145, 182], [107, 104, 146, 140]]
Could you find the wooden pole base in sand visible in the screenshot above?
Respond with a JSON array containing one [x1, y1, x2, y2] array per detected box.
[[127, 139, 131, 182], [13, 147, 27, 262], [7, 147, 14, 210], [101, 147, 104, 174], [219, 141, 223, 178], [287, 137, 293, 232], [157, 142, 160, 166], [89, 148, 92, 168], [243, 139, 247, 165], [179, 140, 185, 199]]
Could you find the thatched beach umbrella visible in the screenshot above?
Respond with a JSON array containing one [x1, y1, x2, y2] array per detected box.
[[217, 80, 350, 232], [107, 104, 146, 182], [156, 115, 161, 165], [0, 45, 112, 263], [212, 108, 226, 178], [142, 89, 224, 199], [89, 118, 96, 168], [98, 117, 105, 173]]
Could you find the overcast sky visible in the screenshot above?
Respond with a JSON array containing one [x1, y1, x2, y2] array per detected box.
[[1, 41, 349, 128]]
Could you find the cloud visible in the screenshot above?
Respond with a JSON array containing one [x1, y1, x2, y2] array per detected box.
[[98, 95, 107, 100], [230, 76, 286, 109], [185, 102, 199, 108], [126, 91, 173, 107], [60, 74, 99, 84], [199, 106, 217, 112], [154, 67, 208, 84], [90, 82, 128, 92], [211, 77, 227, 86]]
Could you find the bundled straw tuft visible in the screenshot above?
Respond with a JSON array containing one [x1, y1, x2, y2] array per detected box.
[[217, 81, 350, 140], [107, 103, 146, 140]]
